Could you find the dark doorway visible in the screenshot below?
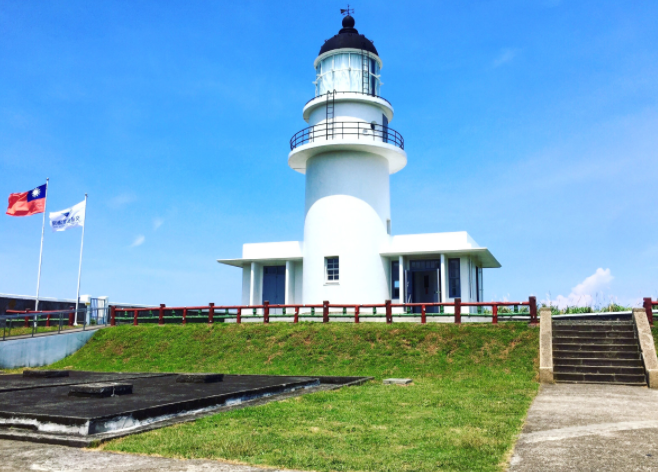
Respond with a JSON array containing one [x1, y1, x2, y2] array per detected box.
[[406, 260, 441, 313], [262, 266, 285, 305], [412, 271, 439, 312]]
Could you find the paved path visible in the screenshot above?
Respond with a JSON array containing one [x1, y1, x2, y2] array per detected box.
[[0, 439, 300, 472], [509, 383, 658, 471]]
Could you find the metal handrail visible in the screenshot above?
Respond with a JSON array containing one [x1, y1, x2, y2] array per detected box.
[[305, 91, 392, 107], [289, 121, 404, 151]]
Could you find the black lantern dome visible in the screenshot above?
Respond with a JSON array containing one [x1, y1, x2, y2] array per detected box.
[[318, 15, 379, 57]]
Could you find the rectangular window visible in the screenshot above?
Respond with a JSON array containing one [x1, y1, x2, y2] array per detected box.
[[448, 258, 461, 299], [477, 267, 483, 302], [325, 257, 339, 282], [391, 261, 400, 299]]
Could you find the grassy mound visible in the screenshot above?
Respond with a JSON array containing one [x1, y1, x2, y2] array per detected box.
[[52, 322, 539, 472]]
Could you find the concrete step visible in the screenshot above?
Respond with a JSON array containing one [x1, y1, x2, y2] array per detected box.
[[552, 330, 636, 339], [553, 379, 648, 387], [553, 343, 640, 352], [553, 323, 634, 332], [553, 357, 644, 367], [554, 365, 645, 375], [553, 350, 641, 360], [553, 336, 637, 345], [554, 372, 646, 385]]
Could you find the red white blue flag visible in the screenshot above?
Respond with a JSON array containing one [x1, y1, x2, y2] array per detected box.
[[6, 184, 47, 217]]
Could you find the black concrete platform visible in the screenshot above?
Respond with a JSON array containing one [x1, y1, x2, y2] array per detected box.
[[0, 371, 170, 393], [0, 371, 371, 447]]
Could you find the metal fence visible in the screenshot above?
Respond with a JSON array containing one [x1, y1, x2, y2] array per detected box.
[[1, 306, 110, 341], [290, 121, 404, 150]]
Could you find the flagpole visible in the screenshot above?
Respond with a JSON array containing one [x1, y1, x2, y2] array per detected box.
[[34, 178, 49, 312], [74, 194, 87, 326]]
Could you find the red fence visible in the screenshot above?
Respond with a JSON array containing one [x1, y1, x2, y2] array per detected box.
[[107, 297, 539, 326], [644, 297, 657, 326]]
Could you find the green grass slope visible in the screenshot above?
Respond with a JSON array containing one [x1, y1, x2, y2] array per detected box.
[[51, 322, 539, 472]]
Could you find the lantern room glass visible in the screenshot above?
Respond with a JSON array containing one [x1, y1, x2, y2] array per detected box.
[[315, 52, 381, 96]]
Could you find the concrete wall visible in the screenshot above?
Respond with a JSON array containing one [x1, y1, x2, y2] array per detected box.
[[0, 330, 96, 369]]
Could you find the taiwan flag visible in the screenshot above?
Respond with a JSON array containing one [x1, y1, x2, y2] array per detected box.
[[6, 184, 47, 217]]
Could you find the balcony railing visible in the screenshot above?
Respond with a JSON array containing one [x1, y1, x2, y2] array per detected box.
[[305, 91, 392, 107], [290, 121, 404, 151]]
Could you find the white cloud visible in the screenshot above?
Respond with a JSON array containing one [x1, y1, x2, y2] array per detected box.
[[493, 48, 518, 68], [130, 235, 145, 247], [108, 193, 136, 209], [544, 268, 614, 309], [153, 217, 164, 230]]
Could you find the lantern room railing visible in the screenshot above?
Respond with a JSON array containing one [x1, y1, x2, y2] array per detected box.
[[290, 121, 404, 151]]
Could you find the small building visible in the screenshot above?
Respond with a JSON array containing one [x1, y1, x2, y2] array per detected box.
[[218, 14, 500, 310]]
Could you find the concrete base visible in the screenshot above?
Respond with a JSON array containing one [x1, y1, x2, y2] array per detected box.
[[633, 308, 658, 389], [0, 330, 96, 369], [539, 308, 553, 383], [383, 378, 412, 385], [0, 372, 372, 446]]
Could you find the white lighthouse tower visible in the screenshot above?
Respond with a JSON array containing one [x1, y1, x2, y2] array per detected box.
[[219, 13, 501, 311], [289, 13, 406, 304]]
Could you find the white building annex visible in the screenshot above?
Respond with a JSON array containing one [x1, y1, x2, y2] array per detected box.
[[218, 14, 500, 312]]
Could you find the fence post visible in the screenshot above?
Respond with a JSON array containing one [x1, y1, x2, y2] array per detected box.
[[421, 305, 426, 324], [355, 306, 360, 323], [454, 298, 461, 324], [323, 301, 329, 323], [263, 301, 269, 324], [110, 306, 116, 326], [644, 297, 654, 326], [294, 306, 299, 323], [529, 296, 538, 325], [385, 300, 392, 324], [134, 309, 139, 326], [236, 307, 241, 324], [183, 308, 188, 325], [159, 304, 165, 325], [492, 304, 498, 324], [208, 303, 215, 324]]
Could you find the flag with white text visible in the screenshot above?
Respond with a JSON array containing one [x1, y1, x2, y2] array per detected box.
[[50, 200, 86, 232]]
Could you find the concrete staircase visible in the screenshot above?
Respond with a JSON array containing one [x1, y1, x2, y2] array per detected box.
[[553, 321, 647, 386]]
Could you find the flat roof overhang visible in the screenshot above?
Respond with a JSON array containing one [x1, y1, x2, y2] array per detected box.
[[217, 257, 303, 268], [379, 247, 501, 269]]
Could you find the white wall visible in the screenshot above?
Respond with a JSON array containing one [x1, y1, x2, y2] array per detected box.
[[303, 150, 391, 304], [308, 101, 393, 128], [304, 151, 390, 224], [294, 261, 304, 304], [241, 265, 250, 305]]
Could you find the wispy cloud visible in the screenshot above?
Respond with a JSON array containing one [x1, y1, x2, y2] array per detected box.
[[544, 268, 614, 309], [130, 235, 145, 247], [108, 193, 136, 209], [153, 217, 164, 230], [493, 48, 518, 68]]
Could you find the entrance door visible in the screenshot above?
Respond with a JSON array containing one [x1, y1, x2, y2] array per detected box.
[[262, 266, 285, 306], [412, 270, 439, 313]]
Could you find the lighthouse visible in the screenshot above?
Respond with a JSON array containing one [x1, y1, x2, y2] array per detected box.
[[219, 13, 501, 312]]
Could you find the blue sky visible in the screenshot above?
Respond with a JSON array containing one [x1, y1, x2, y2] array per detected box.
[[1, 1, 657, 307]]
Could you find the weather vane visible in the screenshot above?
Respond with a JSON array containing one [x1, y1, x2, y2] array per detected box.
[[340, 5, 354, 16]]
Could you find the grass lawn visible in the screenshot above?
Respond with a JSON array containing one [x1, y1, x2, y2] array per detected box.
[[50, 322, 539, 471]]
